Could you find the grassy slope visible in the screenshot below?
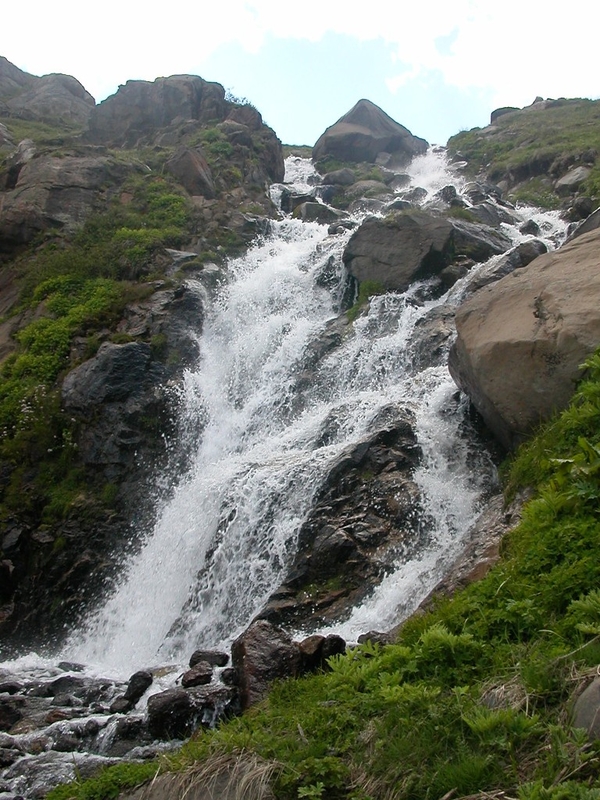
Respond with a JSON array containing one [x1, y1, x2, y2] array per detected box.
[[447, 98, 600, 208], [48, 351, 600, 800]]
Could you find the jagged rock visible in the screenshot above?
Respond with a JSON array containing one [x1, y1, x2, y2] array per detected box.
[[313, 99, 427, 166], [449, 228, 600, 449], [87, 75, 227, 147], [189, 650, 229, 668], [165, 146, 215, 198], [232, 620, 301, 709], [279, 189, 315, 214], [0, 698, 24, 731], [567, 207, 600, 242], [468, 201, 519, 227], [259, 414, 423, 628], [519, 219, 541, 236], [342, 210, 511, 293]]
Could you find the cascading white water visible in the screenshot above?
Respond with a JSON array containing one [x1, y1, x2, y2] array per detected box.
[[63, 150, 568, 674]]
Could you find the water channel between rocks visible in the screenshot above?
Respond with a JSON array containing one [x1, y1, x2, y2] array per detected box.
[[0, 150, 569, 799]]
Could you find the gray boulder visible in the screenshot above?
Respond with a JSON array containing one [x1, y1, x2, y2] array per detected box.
[[449, 229, 600, 449], [313, 99, 428, 166], [87, 75, 227, 147], [342, 211, 511, 292]]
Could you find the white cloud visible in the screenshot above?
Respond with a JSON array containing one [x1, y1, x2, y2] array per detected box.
[[3, 0, 599, 106]]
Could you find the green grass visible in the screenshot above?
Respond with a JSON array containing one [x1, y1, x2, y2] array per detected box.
[[48, 349, 600, 800], [448, 98, 600, 202], [0, 174, 193, 524]]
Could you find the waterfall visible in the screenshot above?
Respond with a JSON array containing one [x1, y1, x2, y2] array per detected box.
[[63, 151, 567, 674]]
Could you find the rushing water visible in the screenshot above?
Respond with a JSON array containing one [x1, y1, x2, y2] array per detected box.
[[0, 149, 571, 799], [61, 150, 567, 673]]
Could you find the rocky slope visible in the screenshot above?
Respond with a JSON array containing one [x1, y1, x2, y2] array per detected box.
[[2, 58, 600, 800], [0, 56, 284, 647]]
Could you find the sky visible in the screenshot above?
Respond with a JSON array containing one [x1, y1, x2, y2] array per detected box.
[[3, 0, 599, 147]]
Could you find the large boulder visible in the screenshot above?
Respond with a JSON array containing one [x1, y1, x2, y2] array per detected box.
[[449, 229, 600, 449], [313, 99, 428, 167], [0, 152, 143, 252], [87, 75, 227, 147], [342, 211, 511, 292], [231, 620, 302, 709]]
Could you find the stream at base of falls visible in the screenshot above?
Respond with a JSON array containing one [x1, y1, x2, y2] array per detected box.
[[0, 150, 569, 799]]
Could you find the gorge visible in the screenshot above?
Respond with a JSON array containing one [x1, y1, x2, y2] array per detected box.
[[1, 56, 600, 800]]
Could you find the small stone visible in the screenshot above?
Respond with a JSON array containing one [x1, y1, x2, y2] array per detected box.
[[181, 662, 213, 688], [189, 650, 229, 668]]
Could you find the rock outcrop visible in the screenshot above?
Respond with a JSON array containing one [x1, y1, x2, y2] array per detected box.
[[0, 57, 94, 125], [342, 210, 511, 293], [313, 99, 427, 167], [449, 228, 600, 449]]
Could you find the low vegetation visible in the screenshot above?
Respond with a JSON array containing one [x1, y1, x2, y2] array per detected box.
[[0, 174, 192, 524], [48, 350, 600, 799], [448, 98, 600, 206]]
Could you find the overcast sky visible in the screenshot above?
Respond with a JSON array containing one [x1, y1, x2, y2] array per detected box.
[[3, 0, 599, 146]]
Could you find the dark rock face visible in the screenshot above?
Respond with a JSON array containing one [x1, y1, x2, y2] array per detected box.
[[313, 99, 428, 166], [259, 413, 422, 628], [342, 211, 511, 293], [232, 620, 302, 709], [147, 685, 236, 738]]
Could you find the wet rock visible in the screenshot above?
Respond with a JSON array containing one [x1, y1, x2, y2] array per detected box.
[[181, 662, 213, 688], [519, 219, 541, 236], [57, 662, 85, 673], [279, 189, 316, 214], [343, 210, 511, 293], [189, 649, 229, 668], [232, 620, 302, 709], [0, 699, 24, 732], [259, 413, 423, 629], [322, 168, 356, 186], [292, 202, 345, 225], [468, 201, 519, 227], [463, 239, 548, 296], [0, 684, 21, 696], [109, 697, 133, 714], [147, 685, 235, 739], [123, 671, 153, 705]]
